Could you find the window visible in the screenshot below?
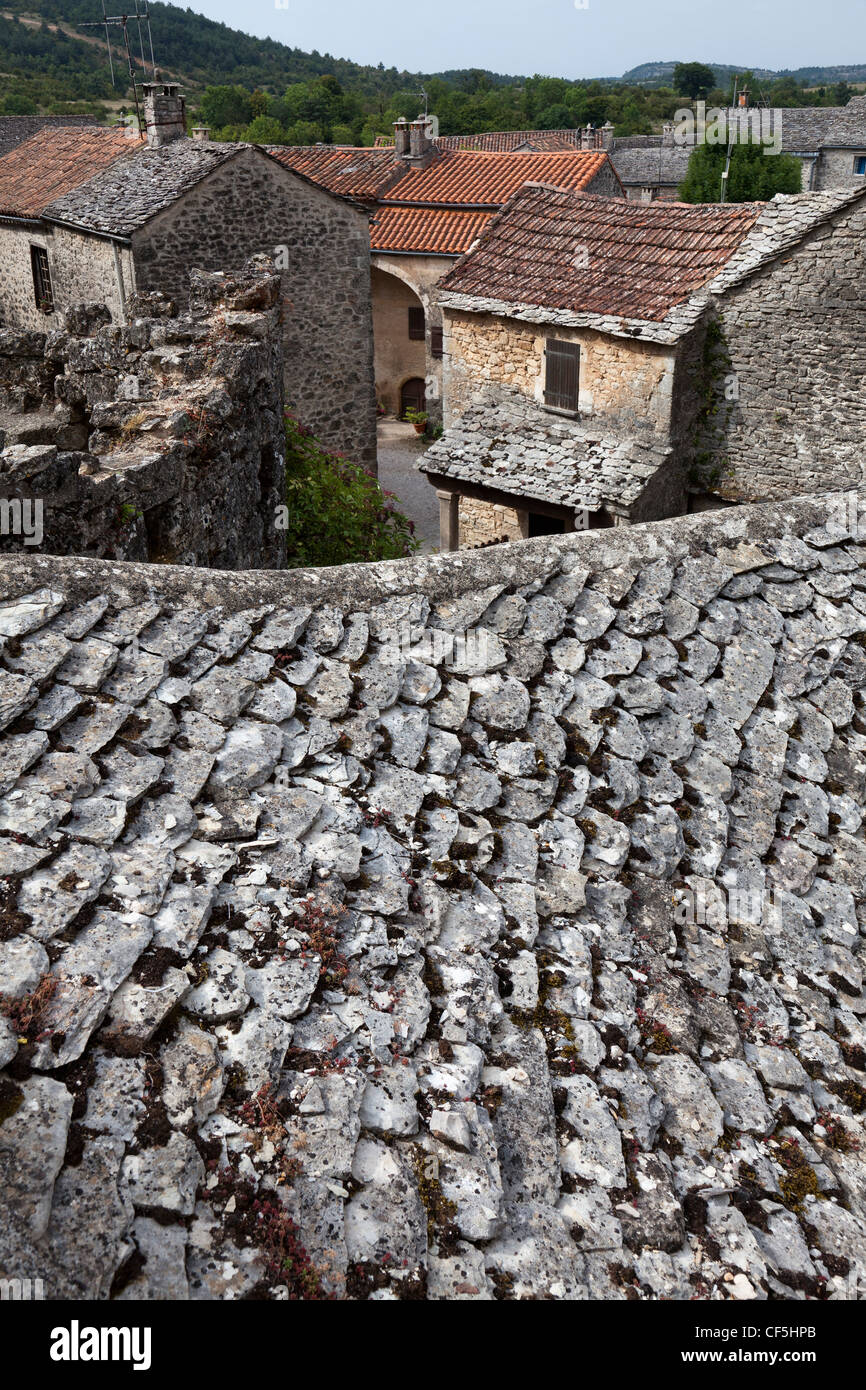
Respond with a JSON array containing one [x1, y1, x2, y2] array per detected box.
[[431, 325, 444, 358], [30, 245, 53, 314], [855, 156, 866, 176], [408, 306, 425, 340], [544, 338, 580, 413]]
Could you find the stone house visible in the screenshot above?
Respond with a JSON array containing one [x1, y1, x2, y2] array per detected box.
[[0, 85, 377, 469], [421, 180, 866, 549], [607, 133, 692, 202], [273, 124, 622, 425]]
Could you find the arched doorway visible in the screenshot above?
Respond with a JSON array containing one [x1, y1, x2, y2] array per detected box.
[[400, 377, 426, 419], [370, 265, 427, 417]]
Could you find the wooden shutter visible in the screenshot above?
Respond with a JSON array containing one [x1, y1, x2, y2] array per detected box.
[[30, 246, 54, 314], [431, 326, 444, 358], [408, 307, 425, 340], [544, 338, 580, 412]]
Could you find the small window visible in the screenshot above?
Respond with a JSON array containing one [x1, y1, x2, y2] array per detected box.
[[544, 338, 580, 413], [855, 156, 866, 176], [30, 245, 53, 314], [408, 306, 425, 340], [431, 325, 444, 358]]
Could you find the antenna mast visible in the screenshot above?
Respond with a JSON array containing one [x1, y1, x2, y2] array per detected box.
[[80, 0, 158, 132]]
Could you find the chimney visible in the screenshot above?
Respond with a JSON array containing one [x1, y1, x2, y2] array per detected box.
[[192, 126, 210, 142], [407, 116, 434, 163], [142, 81, 187, 148], [393, 118, 410, 157], [738, 86, 750, 108]]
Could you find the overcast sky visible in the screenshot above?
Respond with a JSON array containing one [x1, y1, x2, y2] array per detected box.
[[186, 0, 864, 79]]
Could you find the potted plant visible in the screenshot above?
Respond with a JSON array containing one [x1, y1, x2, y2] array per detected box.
[[404, 407, 428, 435]]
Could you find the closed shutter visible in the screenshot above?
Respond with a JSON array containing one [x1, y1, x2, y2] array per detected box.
[[544, 338, 580, 412], [431, 326, 444, 358], [408, 307, 425, 340], [30, 246, 54, 314]]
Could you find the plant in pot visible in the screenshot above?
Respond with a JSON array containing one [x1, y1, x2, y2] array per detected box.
[[404, 407, 428, 435]]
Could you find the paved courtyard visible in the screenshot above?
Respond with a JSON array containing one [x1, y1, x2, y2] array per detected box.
[[377, 417, 440, 553]]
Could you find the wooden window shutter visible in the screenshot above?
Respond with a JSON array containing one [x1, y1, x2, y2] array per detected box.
[[544, 338, 580, 412], [431, 326, 444, 358], [408, 307, 425, 340], [30, 245, 54, 314]]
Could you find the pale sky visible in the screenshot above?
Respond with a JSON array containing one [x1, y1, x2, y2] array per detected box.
[[184, 0, 865, 80]]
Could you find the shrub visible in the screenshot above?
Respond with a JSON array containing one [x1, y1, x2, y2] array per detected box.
[[282, 413, 418, 566]]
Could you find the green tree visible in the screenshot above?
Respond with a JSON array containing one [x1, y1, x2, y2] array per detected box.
[[201, 85, 252, 129], [673, 62, 717, 100], [679, 140, 803, 202], [282, 416, 418, 566]]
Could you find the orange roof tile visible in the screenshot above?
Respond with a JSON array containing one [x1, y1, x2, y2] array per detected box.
[[382, 148, 613, 207], [440, 183, 764, 323], [267, 145, 402, 200], [370, 206, 493, 255], [0, 126, 137, 219]]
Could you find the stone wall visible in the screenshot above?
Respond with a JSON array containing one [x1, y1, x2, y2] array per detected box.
[[0, 223, 135, 335], [816, 148, 866, 190], [0, 258, 286, 570], [458, 495, 526, 547], [372, 251, 458, 428], [689, 198, 866, 502], [132, 147, 377, 470], [443, 309, 675, 432]]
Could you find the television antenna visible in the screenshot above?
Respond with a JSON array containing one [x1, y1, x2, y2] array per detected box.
[[79, 1, 157, 132]]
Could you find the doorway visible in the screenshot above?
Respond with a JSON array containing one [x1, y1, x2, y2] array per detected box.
[[400, 377, 426, 419]]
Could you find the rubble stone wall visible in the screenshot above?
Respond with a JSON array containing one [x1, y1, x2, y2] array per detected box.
[[443, 309, 675, 432], [691, 200, 866, 502], [131, 148, 378, 470], [0, 259, 287, 570]]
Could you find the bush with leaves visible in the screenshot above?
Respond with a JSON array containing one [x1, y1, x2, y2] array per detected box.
[[679, 140, 803, 203], [282, 414, 418, 567]]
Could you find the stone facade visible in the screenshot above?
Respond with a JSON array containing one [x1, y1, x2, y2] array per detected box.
[[0, 145, 377, 472], [130, 149, 377, 470], [443, 310, 675, 431], [371, 252, 455, 426], [0, 259, 286, 570], [689, 197, 866, 502]]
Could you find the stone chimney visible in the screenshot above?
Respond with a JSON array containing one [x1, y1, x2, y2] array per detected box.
[[404, 116, 436, 166], [393, 118, 410, 156], [192, 126, 211, 142], [142, 82, 187, 148], [738, 86, 750, 108]]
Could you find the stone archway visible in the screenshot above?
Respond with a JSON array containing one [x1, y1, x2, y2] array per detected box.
[[370, 265, 427, 417]]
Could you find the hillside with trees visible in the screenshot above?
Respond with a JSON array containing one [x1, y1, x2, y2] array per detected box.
[[0, 2, 862, 144]]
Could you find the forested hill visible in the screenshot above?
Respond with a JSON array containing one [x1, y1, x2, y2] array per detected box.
[[0, 0, 863, 141]]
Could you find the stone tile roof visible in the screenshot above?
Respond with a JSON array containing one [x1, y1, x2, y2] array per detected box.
[[419, 389, 672, 511], [1, 493, 865, 1301], [382, 149, 613, 208], [370, 206, 493, 255], [608, 144, 692, 188], [268, 145, 404, 200], [42, 139, 244, 236], [435, 130, 588, 152], [438, 182, 866, 343], [0, 127, 135, 220]]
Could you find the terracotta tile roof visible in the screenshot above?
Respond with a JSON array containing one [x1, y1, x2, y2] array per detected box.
[[0, 126, 136, 219], [370, 205, 493, 254], [382, 148, 613, 207], [267, 145, 402, 199], [439, 183, 764, 323]]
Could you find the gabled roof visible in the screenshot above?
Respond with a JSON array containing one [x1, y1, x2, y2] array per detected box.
[[608, 144, 692, 187], [380, 148, 614, 208], [0, 115, 99, 160], [268, 144, 403, 200], [43, 139, 243, 236], [438, 181, 866, 342], [0, 126, 135, 220], [436, 129, 589, 152], [370, 206, 493, 255]]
